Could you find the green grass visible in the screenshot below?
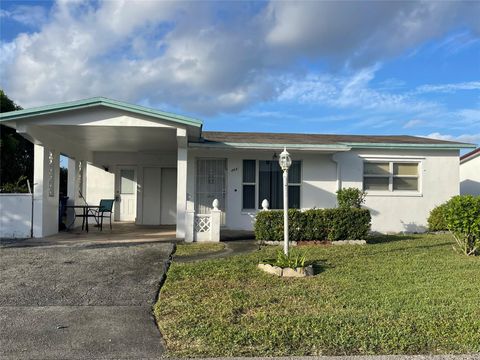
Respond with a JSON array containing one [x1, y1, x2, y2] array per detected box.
[[154, 234, 480, 357], [174, 242, 225, 257]]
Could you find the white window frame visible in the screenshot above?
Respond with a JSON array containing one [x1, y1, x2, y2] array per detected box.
[[242, 159, 257, 210], [241, 159, 303, 210], [362, 157, 423, 197]]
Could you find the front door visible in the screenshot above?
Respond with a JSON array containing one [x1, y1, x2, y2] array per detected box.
[[116, 167, 137, 221], [196, 158, 226, 223]]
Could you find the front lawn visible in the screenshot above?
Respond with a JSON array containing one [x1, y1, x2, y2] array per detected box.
[[154, 234, 480, 357], [174, 242, 225, 257]]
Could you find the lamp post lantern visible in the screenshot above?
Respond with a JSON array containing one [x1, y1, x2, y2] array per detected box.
[[279, 147, 292, 255]]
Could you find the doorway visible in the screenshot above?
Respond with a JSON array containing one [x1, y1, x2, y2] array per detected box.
[[116, 167, 137, 221], [142, 167, 177, 225]]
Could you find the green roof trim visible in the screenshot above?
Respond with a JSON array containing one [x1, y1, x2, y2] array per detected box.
[[189, 141, 351, 150], [0, 97, 203, 128], [344, 142, 476, 150]]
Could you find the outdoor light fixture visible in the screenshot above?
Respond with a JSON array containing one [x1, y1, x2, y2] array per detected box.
[[279, 147, 291, 255]]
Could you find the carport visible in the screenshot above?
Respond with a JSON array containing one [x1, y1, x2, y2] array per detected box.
[[0, 97, 203, 238]]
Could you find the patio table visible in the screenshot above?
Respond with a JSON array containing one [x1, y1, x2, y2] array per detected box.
[[65, 205, 101, 232]]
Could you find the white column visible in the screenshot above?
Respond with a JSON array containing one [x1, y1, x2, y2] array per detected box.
[[32, 144, 45, 238], [32, 144, 60, 237], [176, 128, 188, 238]]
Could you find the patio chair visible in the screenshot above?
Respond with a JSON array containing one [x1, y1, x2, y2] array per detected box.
[[93, 199, 115, 231]]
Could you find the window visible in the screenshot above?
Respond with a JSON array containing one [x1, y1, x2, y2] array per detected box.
[[242, 160, 256, 209], [242, 159, 301, 210], [363, 161, 419, 192]]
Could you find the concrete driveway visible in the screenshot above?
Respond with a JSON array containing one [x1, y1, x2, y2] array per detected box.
[[0, 238, 174, 359]]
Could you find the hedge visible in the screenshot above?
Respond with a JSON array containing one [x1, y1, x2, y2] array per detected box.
[[254, 208, 371, 241], [427, 202, 449, 231]]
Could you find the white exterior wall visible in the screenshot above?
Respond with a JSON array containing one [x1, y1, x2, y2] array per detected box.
[[355, 149, 459, 233], [91, 151, 177, 224], [187, 149, 339, 230], [85, 163, 115, 205], [0, 194, 33, 238], [187, 147, 460, 234], [460, 154, 480, 195]]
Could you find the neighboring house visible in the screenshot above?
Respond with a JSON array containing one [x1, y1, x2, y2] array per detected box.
[[0, 97, 475, 238], [460, 148, 480, 196]]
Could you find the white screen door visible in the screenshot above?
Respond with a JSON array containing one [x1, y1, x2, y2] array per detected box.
[[196, 159, 226, 224], [116, 167, 137, 221]]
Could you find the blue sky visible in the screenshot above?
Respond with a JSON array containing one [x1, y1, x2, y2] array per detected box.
[[1, 0, 479, 146]]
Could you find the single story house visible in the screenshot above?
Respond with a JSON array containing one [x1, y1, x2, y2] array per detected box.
[[460, 148, 480, 196], [0, 97, 475, 239]]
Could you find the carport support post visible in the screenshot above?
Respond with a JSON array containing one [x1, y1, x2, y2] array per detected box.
[[176, 128, 188, 238], [33, 144, 60, 238]]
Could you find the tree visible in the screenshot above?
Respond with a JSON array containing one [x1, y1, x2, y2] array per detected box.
[[0, 90, 33, 191]]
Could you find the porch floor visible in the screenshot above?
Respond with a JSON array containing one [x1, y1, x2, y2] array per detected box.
[[2, 222, 179, 248], [1, 222, 255, 248]]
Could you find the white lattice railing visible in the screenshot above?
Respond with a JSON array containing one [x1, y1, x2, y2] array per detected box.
[[186, 199, 221, 242], [195, 214, 211, 233]]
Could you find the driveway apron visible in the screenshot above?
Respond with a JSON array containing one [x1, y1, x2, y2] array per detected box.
[[0, 240, 173, 359]]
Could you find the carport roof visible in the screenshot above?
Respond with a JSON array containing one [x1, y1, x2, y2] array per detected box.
[[0, 97, 203, 128]]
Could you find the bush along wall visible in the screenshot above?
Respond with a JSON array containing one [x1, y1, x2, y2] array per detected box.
[[254, 208, 371, 241]]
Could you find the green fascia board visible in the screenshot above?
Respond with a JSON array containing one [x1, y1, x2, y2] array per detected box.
[[344, 142, 476, 150], [190, 140, 475, 151], [189, 141, 351, 150], [0, 97, 203, 128]]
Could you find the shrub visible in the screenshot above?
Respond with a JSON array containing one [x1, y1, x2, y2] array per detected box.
[[0, 175, 29, 193], [336, 187, 366, 208], [427, 203, 449, 231], [444, 195, 480, 256], [254, 208, 371, 241], [262, 249, 308, 268]]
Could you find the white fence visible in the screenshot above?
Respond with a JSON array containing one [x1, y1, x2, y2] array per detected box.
[[0, 194, 33, 238], [185, 199, 222, 242]]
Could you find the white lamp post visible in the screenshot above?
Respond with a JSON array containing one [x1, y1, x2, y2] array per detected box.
[[279, 147, 292, 255]]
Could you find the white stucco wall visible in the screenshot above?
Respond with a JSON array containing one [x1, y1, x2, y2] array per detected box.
[[0, 194, 33, 238], [187, 147, 460, 234], [90, 151, 177, 224], [460, 154, 480, 195], [356, 149, 459, 233]]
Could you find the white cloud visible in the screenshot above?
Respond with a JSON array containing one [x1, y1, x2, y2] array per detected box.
[[279, 65, 436, 113], [1, 0, 479, 115], [403, 119, 424, 129], [1, 5, 48, 27], [425, 132, 480, 145], [415, 81, 480, 94]]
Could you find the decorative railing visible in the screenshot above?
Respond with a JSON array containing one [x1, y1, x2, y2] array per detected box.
[[185, 199, 221, 242]]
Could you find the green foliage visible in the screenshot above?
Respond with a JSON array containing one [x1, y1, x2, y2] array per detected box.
[[254, 208, 371, 241], [0, 90, 33, 188], [155, 234, 480, 357], [336, 187, 366, 208], [444, 195, 480, 256], [427, 202, 449, 231], [0, 175, 29, 193], [262, 249, 307, 268]]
